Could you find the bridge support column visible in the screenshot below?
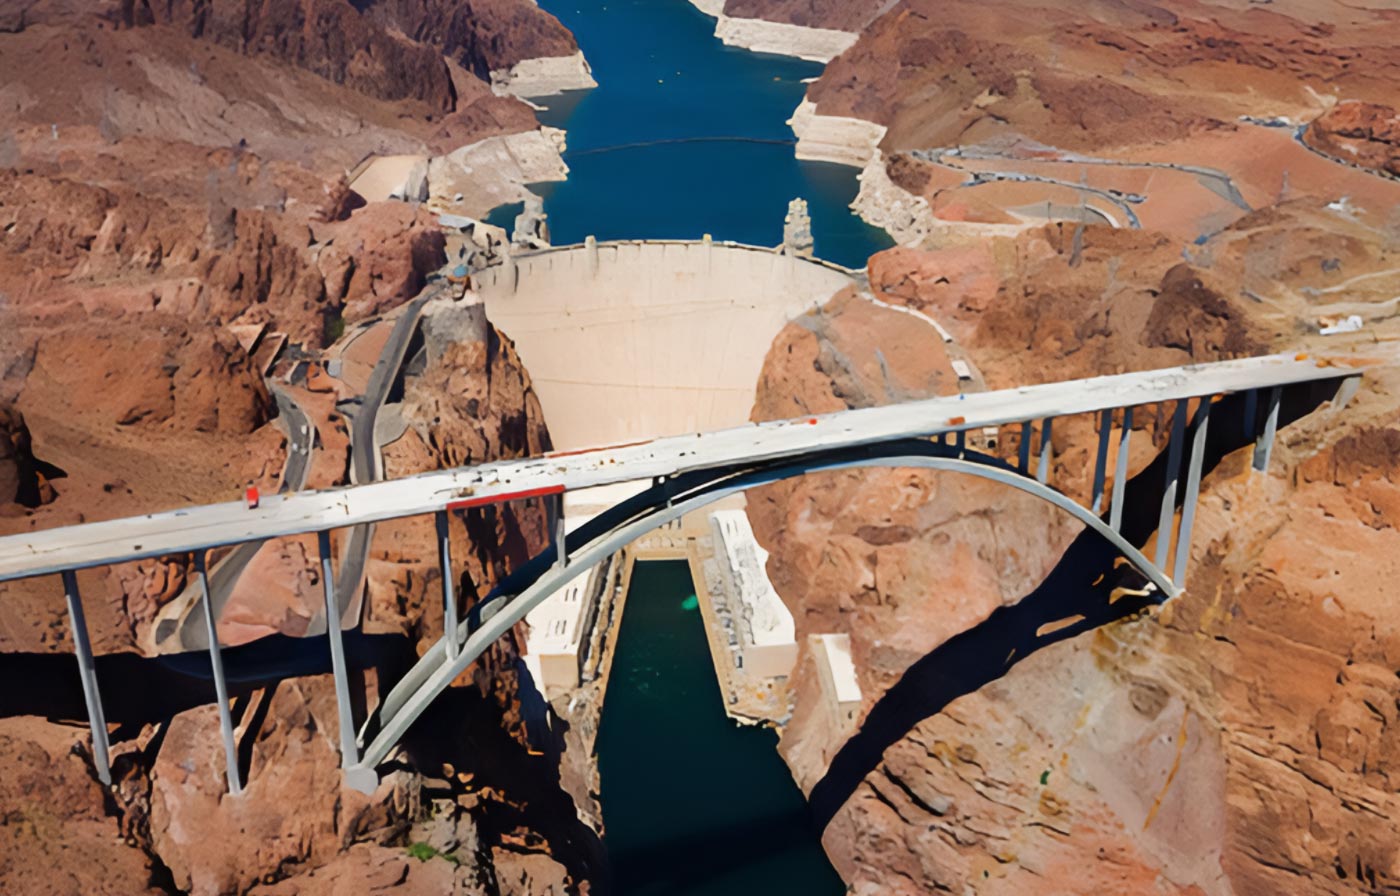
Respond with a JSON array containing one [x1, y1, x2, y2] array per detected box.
[[1155, 400, 1189, 569], [954, 430, 965, 457], [1173, 398, 1212, 588], [1091, 408, 1112, 514], [195, 552, 243, 795], [61, 570, 111, 786], [1109, 406, 1133, 531], [552, 493, 567, 571], [1036, 417, 1054, 484], [317, 530, 360, 771], [436, 511, 458, 661], [1252, 386, 1281, 473], [1018, 421, 1032, 475]]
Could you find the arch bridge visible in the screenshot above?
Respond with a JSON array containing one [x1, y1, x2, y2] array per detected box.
[[0, 353, 1369, 794]]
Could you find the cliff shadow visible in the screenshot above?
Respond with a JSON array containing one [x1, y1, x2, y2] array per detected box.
[[0, 630, 408, 734], [388, 671, 611, 893], [806, 379, 1347, 831]]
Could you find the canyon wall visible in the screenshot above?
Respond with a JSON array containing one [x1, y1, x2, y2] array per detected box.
[[0, 1, 600, 891], [751, 202, 1400, 892]]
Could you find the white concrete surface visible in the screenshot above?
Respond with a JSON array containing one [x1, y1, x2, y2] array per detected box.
[[813, 632, 862, 731], [478, 240, 856, 451], [710, 508, 797, 679], [521, 544, 597, 700], [710, 509, 794, 647]]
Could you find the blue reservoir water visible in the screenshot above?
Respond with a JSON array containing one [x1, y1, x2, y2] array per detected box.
[[502, 5, 862, 890], [595, 561, 845, 895], [488, 0, 893, 268]]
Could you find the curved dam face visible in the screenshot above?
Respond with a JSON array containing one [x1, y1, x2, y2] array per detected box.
[[477, 240, 855, 451]]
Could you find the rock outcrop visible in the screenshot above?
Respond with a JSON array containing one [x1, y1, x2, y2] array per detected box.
[[1305, 101, 1400, 179], [0, 1, 598, 891], [0, 716, 166, 894], [0, 407, 56, 510], [752, 203, 1400, 893]]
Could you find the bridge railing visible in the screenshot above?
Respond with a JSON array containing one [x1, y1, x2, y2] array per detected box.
[[0, 353, 1368, 793]]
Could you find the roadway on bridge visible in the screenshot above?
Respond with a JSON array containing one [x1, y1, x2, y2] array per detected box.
[[0, 351, 1370, 582], [152, 384, 315, 652]]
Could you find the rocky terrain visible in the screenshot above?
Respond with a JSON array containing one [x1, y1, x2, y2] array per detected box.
[[750, 85, 1400, 896], [754, 216, 1400, 894], [1305, 101, 1400, 179], [717, 0, 886, 34], [0, 1, 598, 892], [759, 0, 1400, 248], [715, 0, 1400, 892]]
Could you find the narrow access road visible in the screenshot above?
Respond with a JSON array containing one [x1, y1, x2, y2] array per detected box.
[[332, 286, 442, 631], [155, 384, 316, 652]]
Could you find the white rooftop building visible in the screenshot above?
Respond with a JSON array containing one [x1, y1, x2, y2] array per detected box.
[[813, 633, 863, 734], [709, 509, 798, 679], [522, 518, 599, 701]]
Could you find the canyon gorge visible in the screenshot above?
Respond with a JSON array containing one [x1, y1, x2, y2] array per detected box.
[[3, 0, 1400, 894]]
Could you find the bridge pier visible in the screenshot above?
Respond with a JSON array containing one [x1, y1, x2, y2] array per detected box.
[[317, 530, 361, 774], [436, 511, 458, 662], [552, 493, 567, 571], [1036, 417, 1054, 484], [1155, 401, 1189, 569], [1173, 398, 1212, 587], [61, 570, 111, 786], [1109, 406, 1134, 532], [1253, 386, 1282, 473], [195, 552, 243, 795], [1091, 408, 1112, 514], [1018, 421, 1032, 474]]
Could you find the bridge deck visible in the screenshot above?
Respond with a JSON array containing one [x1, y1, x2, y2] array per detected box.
[[0, 352, 1365, 582]]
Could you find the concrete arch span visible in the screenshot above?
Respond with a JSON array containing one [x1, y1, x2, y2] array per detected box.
[[356, 439, 1175, 773]]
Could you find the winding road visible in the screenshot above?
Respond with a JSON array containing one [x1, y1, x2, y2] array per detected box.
[[155, 284, 442, 650], [153, 385, 316, 652], [909, 144, 1259, 230], [329, 287, 440, 631]]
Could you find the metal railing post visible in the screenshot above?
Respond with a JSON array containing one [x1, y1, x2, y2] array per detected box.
[[61, 570, 111, 786], [195, 552, 243, 794], [317, 530, 360, 768], [436, 511, 458, 661], [1155, 400, 1189, 569], [1173, 399, 1212, 588]]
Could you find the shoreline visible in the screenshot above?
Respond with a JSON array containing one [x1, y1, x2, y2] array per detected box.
[[685, 2, 922, 251], [491, 50, 598, 98], [687, 0, 857, 63]]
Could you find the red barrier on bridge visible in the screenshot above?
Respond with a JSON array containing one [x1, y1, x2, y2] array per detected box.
[[446, 484, 565, 512]]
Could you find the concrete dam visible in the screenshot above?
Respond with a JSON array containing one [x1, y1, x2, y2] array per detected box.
[[476, 239, 857, 452]]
